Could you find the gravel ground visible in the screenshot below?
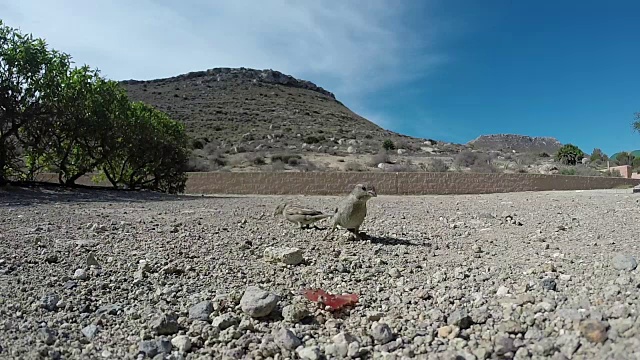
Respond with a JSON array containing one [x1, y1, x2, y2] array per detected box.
[[1, 186, 640, 360]]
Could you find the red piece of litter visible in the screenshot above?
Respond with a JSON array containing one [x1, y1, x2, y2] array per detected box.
[[302, 288, 359, 310]]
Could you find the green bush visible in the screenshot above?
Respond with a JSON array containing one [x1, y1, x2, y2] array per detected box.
[[559, 166, 616, 177], [454, 150, 478, 167], [559, 167, 577, 176], [271, 153, 301, 164], [344, 161, 363, 171], [555, 144, 585, 165], [426, 158, 449, 172], [589, 148, 606, 164], [454, 151, 496, 172], [368, 150, 390, 167], [382, 139, 395, 151]]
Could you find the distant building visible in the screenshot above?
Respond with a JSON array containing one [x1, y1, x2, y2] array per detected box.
[[607, 164, 640, 179]]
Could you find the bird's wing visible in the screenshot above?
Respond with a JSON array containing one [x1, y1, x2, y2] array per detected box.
[[285, 205, 325, 216]]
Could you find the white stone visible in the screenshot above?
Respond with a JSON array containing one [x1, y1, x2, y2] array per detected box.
[[73, 268, 88, 280], [171, 335, 191, 352], [263, 247, 304, 265]]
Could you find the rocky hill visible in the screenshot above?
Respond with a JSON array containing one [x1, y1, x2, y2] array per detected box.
[[118, 68, 586, 175], [120, 68, 440, 154], [119, 67, 465, 172], [468, 134, 562, 154]]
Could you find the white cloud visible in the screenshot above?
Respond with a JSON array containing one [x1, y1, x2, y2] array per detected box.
[[0, 0, 448, 99]]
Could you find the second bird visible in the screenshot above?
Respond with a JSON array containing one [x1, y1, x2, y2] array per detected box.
[[273, 203, 333, 229]]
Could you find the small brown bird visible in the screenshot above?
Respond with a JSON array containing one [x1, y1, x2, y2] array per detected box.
[[322, 183, 377, 241], [273, 202, 333, 229]]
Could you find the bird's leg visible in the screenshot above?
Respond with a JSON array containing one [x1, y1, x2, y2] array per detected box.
[[344, 228, 360, 241], [322, 225, 336, 241]]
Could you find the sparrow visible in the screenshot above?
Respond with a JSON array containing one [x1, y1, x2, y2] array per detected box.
[[322, 183, 377, 241], [273, 202, 333, 229]]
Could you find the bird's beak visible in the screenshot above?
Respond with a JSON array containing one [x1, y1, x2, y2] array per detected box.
[[368, 188, 377, 197]]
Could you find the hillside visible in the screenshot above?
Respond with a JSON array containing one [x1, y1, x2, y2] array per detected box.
[[119, 68, 470, 172], [121, 68, 445, 153], [468, 134, 562, 154], [118, 67, 605, 176]]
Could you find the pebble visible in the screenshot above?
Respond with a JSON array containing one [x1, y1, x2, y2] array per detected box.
[[211, 313, 239, 330], [438, 325, 453, 338], [138, 340, 159, 358], [282, 303, 309, 323], [331, 332, 357, 357], [240, 286, 278, 318], [73, 268, 88, 280], [275, 328, 301, 350], [370, 322, 394, 344], [96, 304, 121, 315], [500, 320, 524, 334], [496, 286, 510, 296], [611, 254, 638, 271], [580, 319, 609, 343], [297, 345, 321, 360], [40, 293, 59, 312], [156, 338, 172, 354], [171, 335, 191, 352], [531, 337, 555, 356], [448, 309, 474, 329], [188, 300, 213, 321], [39, 327, 56, 345], [150, 312, 179, 335], [557, 335, 580, 358], [541, 278, 557, 291], [81, 324, 99, 340], [494, 335, 516, 356], [388, 268, 401, 278], [263, 247, 304, 265]]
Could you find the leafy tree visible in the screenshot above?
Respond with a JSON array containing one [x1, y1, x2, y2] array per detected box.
[[101, 102, 189, 194], [1, 20, 192, 193], [0, 20, 70, 184], [589, 148, 605, 163], [382, 139, 395, 151], [555, 144, 585, 165], [614, 151, 634, 166], [23, 68, 132, 185]]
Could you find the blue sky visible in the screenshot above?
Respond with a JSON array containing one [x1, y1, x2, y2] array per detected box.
[[2, 1, 639, 156]]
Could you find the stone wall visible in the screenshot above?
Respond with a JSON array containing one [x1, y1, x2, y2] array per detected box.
[[185, 172, 640, 195], [32, 172, 640, 195]]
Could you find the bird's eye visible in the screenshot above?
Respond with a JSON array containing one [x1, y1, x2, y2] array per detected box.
[[361, 186, 366, 191]]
